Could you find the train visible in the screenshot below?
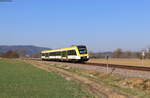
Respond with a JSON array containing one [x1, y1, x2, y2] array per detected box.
[[41, 45, 89, 62]]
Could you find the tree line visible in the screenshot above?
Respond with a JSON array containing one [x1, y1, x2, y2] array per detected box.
[[1, 48, 150, 59], [89, 48, 150, 59], [0, 50, 19, 58], [0, 50, 40, 58]]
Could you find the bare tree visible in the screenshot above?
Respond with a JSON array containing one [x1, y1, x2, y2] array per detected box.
[[124, 50, 132, 58], [31, 52, 41, 58], [16, 49, 26, 58], [113, 48, 123, 58], [146, 48, 150, 59], [89, 51, 96, 58], [145, 53, 150, 59], [2, 50, 19, 58]]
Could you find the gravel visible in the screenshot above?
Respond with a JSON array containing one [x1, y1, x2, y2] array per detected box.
[[42, 61, 150, 79]]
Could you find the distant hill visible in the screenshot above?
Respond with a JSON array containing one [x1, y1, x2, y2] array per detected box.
[[0, 45, 51, 57]]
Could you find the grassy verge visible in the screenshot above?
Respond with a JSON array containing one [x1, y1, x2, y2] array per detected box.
[[45, 62, 150, 98], [0, 59, 92, 98]]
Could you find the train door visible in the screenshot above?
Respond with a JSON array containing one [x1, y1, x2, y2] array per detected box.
[[61, 51, 68, 61]]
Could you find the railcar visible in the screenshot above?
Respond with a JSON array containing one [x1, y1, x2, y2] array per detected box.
[[41, 45, 89, 62]]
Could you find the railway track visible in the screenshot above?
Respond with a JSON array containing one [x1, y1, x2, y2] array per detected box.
[[85, 62, 150, 72], [26, 58, 150, 72]]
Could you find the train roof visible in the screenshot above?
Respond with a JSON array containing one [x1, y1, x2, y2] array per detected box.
[[41, 45, 87, 53]]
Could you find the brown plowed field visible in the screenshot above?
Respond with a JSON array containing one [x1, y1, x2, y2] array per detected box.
[[88, 58, 150, 67]]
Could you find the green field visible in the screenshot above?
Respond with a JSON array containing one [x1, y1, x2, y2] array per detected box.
[[0, 59, 91, 98]]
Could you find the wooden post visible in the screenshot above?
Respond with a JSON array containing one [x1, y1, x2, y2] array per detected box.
[[106, 56, 109, 73], [141, 51, 145, 66]]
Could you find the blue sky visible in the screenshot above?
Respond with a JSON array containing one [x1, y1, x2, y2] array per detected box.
[[0, 0, 150, 52]]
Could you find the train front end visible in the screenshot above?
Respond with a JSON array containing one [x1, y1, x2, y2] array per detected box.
[[76, 45, 89, 62]]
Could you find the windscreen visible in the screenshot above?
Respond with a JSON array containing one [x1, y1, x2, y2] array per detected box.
[[77, 46, 87, 54]]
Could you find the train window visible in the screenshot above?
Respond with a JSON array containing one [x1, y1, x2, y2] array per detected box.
[[45, 53, 49, 57], [42, 53, 45, 56], [53, 52, 55, 56], [67, 51, 70, 55], [54, 52, 57, 56], [56, 52, 61, 56], [67, 50, 77, 55], [58, 52, 61, 55], [51, 52, 54, 56], [77, 46, 87, 54], [49, 53, 51, 56], [72, 50, 77, 55], [62, 51, 67, 57], [48, 51, 64, 56], [55, 52, 57, 56], [49, 52, 60, 56], [67, 50, 71, 55]]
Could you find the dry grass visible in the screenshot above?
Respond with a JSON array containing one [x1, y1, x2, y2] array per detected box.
[[88, 58, 150, 67]]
